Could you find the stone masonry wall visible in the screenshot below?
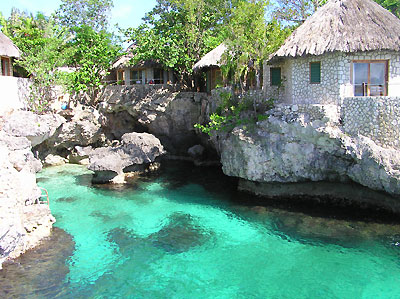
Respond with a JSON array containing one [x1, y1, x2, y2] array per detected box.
[[342, 96, 400, 149], [264, 51, 400, 105]]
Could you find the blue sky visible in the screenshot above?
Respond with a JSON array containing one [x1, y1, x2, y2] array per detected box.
[[0, 0, 157, 31]]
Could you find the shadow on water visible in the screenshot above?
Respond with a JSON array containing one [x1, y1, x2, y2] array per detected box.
[[0, 228, 75, 298]]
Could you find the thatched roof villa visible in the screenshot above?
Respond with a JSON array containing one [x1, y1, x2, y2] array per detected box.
[[264, 0, 400, 105], [0, 32, 20, 77], [107, 44, 175, 85], [193, 43, 226, 92]]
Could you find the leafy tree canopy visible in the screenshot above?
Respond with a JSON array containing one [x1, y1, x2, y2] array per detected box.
[[124, 0, 242, 88], [55, 0, 113, 32], [65, 25, 121, 104], [272, 0, 327, 25]]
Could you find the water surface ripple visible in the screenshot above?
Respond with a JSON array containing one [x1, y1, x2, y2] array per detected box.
[[1, 163, 400, 298]]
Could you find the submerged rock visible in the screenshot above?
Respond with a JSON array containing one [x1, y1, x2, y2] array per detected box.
[[148, 213, 212, 254], [0, 228, 75, 298], [88, 132, 165, 184]]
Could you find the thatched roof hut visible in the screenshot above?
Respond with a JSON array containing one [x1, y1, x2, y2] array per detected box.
[[193, 43, 227, 72], [272, 0, 400, 59], [0, 32, 20, 58], [112, 44, 162, 70]]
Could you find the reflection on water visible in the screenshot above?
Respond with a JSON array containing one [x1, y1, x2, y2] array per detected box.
[[1, 162, 400, 298]]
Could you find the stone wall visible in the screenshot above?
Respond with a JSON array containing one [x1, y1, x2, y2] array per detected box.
[[264, 51, 400, 105], [0, 77, 30, 116], [342, 96, 400, 149]]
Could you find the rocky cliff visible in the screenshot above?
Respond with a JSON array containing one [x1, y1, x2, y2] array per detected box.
[[219, 104, 400, 212], [98, 86, 209, 155], [0, 111, 62, 268]]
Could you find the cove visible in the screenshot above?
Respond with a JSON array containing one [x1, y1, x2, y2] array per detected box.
[[1, 162, 400, 298]]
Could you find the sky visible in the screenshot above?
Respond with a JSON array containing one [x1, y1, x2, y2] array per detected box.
[[0, 0, 157, 32]]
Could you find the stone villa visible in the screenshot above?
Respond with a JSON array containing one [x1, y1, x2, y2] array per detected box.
[[264, 0, 400, 105]]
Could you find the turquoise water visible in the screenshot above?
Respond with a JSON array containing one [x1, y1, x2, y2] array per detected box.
[[3, 163, 400, 298]]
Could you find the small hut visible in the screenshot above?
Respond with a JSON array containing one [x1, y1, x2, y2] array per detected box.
[[108, 44, 175, 85], [0, 32, 20, 77], [193, 43, 226, 92], [265, 0, 400, 104]]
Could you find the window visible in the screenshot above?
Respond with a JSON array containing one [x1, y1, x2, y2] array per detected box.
[[352, 60, 388, 96], [117, 70, 124, 85], [153, 68, 164, 84], [310, 62, 321, 84], [130, 70, 142, 84], [270, 67, 281, 86], [1, 57, 10, 76]]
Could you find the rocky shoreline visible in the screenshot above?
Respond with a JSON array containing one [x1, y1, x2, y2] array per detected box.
[[3, 87, 400, 267]]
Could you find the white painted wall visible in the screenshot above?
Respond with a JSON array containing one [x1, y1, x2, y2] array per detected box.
[[0, 77, 30, 116]]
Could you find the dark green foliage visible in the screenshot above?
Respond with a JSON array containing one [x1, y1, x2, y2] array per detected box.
[[374, 0, 400, 18], [124, 0, 241, 88]]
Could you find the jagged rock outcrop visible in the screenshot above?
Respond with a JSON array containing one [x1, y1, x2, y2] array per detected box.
[[88, 132, 165, 183], [3, 111, 65, 147], [45, 107, 103, 152], [98, 86, 209, 154], [219, 105, 400, 210], [0, 129, 55, 269]]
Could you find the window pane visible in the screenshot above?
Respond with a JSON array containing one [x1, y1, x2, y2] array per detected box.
[[353, 63, 368, 84], [270, 67, 281, 86], [310, 62, 321, 84], [354, 84, 365, 96], [370, 63, 385, 85]]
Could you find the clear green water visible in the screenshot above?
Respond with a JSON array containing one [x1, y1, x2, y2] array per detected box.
[[4, 163, 400, 298]]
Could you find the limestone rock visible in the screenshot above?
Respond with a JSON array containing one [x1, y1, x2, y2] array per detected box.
[[44, 154, 68, 166], [0, 131, 41, 173], [219, 105, 400, 200], [188, 144, 205, 159], [0, 145, 54, 269], [88, 132, 165, 183], [46, 108, 102, 150], [3, 111, 65, 146], [98, 86, 209, 154]]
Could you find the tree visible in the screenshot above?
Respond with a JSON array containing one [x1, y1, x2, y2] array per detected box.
[[273, 0, 327, 24], [374, 0, 400, 18], [56, 0, 113, 31], [124, 0, 241, 88], [223, 0, 291, 90], [64, 25, 120, 104], [1, 10, 73, 112]]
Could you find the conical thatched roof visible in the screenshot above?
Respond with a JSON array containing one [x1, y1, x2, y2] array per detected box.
[[272, 0, 400, 59], [193, 43, 227, 72], [0, 32, 20, 58]]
